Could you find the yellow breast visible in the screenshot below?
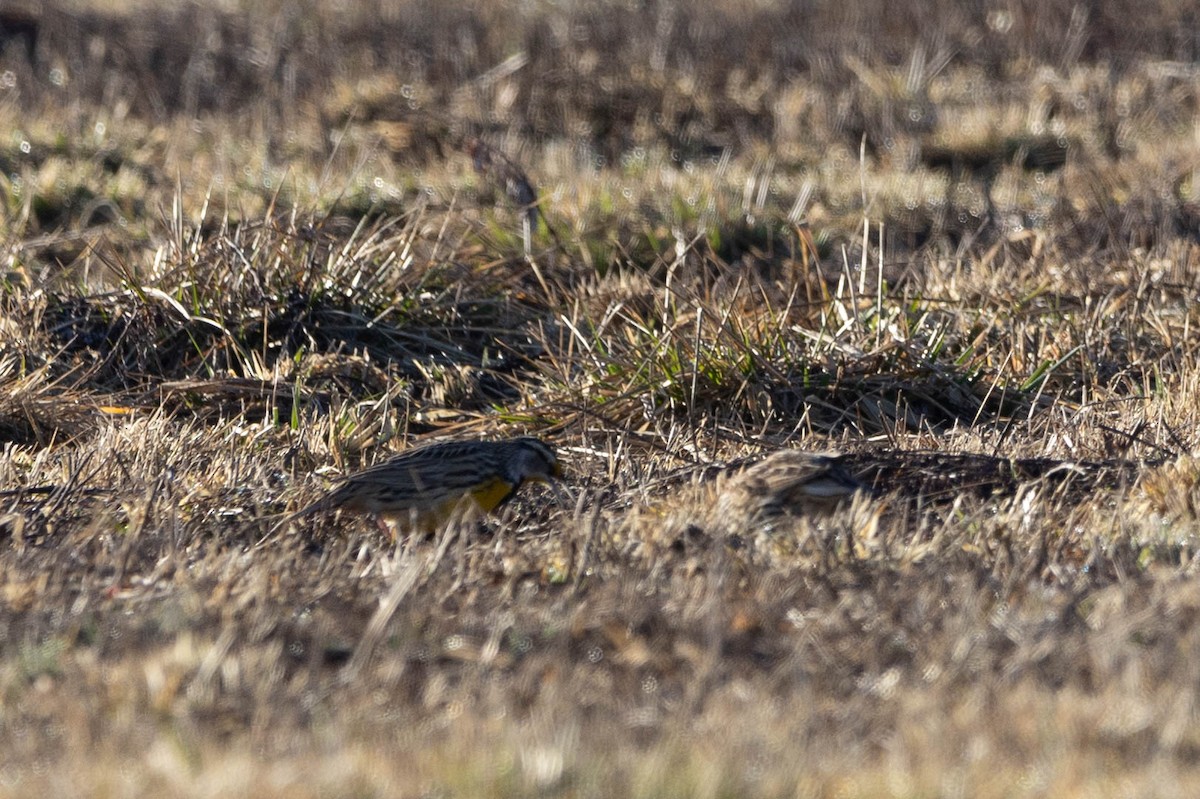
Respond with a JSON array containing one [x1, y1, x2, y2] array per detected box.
[[386, 477, 515, 531], [467, 477, 517, 514]]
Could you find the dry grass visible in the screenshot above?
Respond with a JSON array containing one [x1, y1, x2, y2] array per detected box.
[[4, 1, 1200, 796]]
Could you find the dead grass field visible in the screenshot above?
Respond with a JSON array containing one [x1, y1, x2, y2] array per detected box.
[[4, 1, 1200, 796]]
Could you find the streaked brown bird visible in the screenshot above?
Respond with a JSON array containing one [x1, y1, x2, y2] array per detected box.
[[466, 137, 563, 251], [715, 450, 868, 526], [284, 437, 563, 532]]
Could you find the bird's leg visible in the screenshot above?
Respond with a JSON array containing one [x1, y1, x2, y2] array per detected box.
[[374, 514, 397, 543]]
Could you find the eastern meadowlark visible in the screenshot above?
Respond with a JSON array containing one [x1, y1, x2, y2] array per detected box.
[[284, 437, 563, 531], [715, 450, 868, 525]]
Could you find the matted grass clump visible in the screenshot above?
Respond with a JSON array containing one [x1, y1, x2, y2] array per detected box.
[[4, 1, 1200, 796]]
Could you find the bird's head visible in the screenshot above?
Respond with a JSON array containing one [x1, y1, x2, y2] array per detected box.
[[509, 437, 563, 484]]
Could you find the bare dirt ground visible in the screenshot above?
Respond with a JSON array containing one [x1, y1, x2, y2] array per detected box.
[[4, 1, 1200, 796]]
